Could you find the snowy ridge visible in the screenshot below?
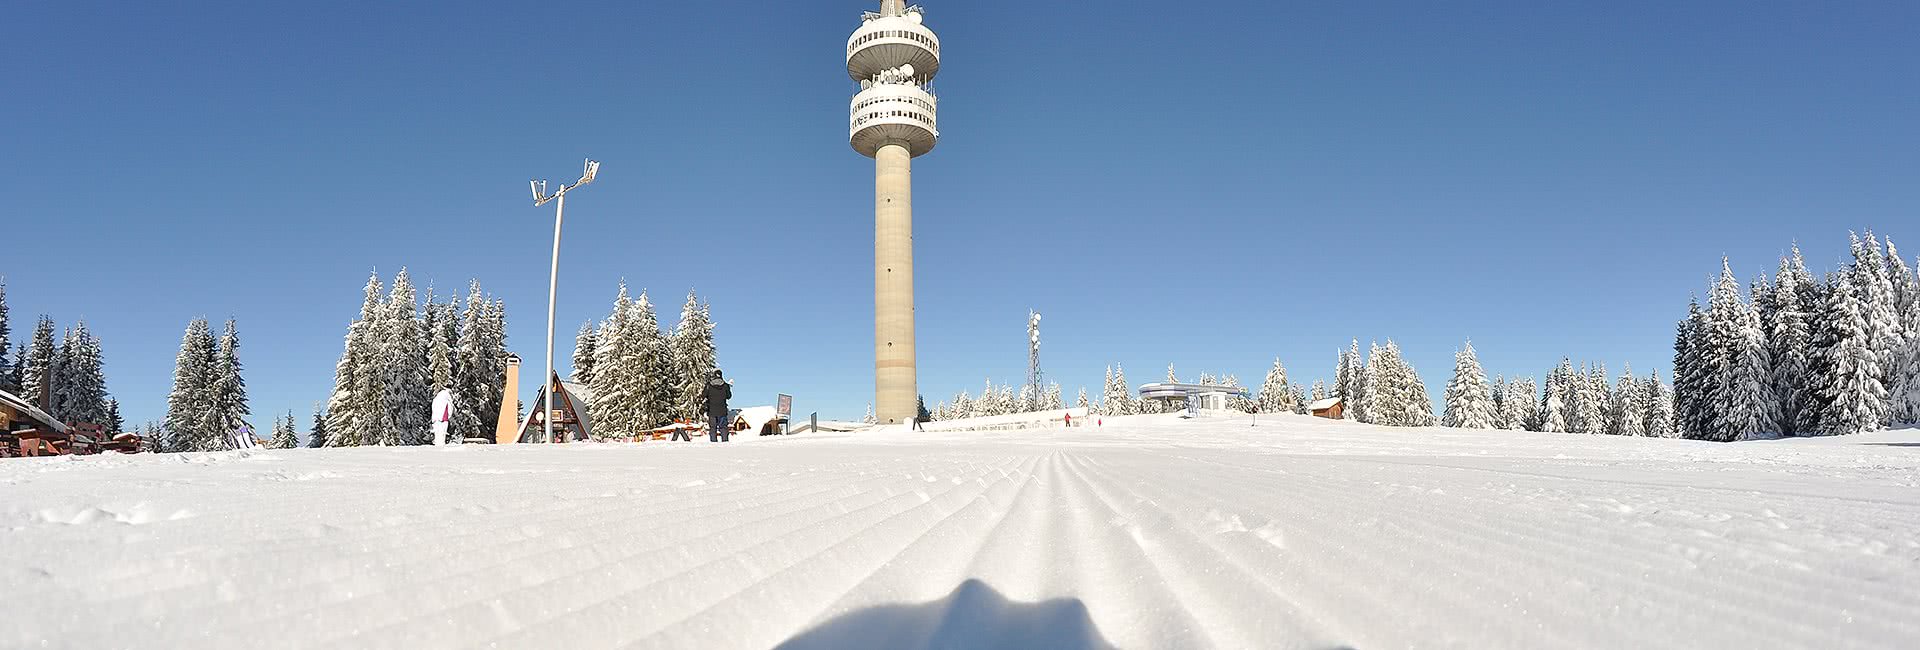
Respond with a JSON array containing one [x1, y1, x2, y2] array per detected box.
[[1, 416, 1916, 648]]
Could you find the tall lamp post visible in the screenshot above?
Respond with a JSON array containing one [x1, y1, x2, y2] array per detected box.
[[530, 158, 600, 444]]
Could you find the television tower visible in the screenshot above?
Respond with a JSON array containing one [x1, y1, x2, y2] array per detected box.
[[848, 0, 940, 425]]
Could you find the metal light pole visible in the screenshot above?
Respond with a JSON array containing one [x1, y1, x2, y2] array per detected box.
[[530, 159, 600, 444]]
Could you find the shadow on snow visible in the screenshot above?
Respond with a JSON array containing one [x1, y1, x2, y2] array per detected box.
[[774, 579, 1115, 650]]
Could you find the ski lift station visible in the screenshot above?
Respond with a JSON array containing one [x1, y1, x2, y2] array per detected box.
[[1137, 382, 1250, 413]]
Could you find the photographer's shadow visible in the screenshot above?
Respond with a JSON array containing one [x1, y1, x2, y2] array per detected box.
[[776, 579, 1114, 650]]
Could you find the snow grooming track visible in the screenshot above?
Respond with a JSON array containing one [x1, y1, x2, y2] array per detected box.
[[1, 416, 1917, 649]]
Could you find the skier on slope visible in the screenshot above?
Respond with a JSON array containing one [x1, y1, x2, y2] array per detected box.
[[704, 369, 733, 443]]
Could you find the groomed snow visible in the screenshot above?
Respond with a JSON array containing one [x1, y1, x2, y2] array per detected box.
[[3, 415, 1917, 648]]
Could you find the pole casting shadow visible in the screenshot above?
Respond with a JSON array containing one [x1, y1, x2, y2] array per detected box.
[[775, 579, 1115, 650]]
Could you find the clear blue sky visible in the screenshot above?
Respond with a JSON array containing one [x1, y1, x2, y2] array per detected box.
[[3, 1, 1915, 428]]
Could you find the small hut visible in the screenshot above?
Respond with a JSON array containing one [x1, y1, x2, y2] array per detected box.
[[518, 371, 595, 443], [1309, 397, 1344, 420], [1, 388, 74, 456]]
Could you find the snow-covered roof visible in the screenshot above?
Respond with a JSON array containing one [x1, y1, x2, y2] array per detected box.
[[0, 388, 67, 434], [733, 406, 785, 433], [1308, 397, 1342, 411]]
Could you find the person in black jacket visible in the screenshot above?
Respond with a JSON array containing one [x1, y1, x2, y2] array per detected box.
[[704, 369, 733, 442]]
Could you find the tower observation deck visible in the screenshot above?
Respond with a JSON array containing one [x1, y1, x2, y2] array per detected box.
[[849, 0, 940, 425]]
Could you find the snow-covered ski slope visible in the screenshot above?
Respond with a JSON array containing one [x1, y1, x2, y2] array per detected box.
[[3, 414, 1917, 649]]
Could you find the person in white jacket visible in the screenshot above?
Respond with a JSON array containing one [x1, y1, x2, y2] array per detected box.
[[431, 388, 455, 445]]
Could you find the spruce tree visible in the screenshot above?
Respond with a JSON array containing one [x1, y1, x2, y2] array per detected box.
[[1541, 360, 1573, 433], [20, 316, 56, 408], [201, 319, 250, 449], [589, 284, 634, 435], [1769, 253, 1816, 435], [1641, 372, 1676, 437], [5, 344, 24, 394], [1505, 376, 1537, 431], [453, 281, 508, 442], [1075, 388, 1090, 411], [164, 319, 216, 451], [57, 322, 109, 425], [0, 279, 8, 378], [671, 290, 718, 421], [1310, 379, 1327, 402], [106, 398, 124, 434], [1610, 364, 1642, 435], [381, 271, 429, 446], [630, 292, 675, 429], [1103, 364, 1135, 416], [1673, 298, 1706, 438], [309, 406, 329, 448], [571, 321, 598, 385], [1854, 232, 1901, 421], [429, 303, 456, 395], [350, 272, 389, 445], [1258, 357, 1293, 414], [1812, 277, 1885, 435], [1889, 301, 1920, 426], [1442, 341, 1496, 429], [270, 412, 298, 449]]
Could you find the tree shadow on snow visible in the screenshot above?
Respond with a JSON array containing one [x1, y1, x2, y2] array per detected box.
[[774, 579, 1115, 650], [1861, 443, 1920, 448]]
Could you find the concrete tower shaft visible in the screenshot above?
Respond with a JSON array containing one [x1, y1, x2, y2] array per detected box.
[[849, 1, 939, 426]]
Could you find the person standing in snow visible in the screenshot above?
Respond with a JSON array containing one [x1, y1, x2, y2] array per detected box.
[[430, 388, 454, 445], [704, 369, 732, 443]]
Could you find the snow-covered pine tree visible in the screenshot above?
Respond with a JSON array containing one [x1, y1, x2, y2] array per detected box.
[[950, 390, 973, 419], [1769, 253, 1816, 435], [630, 292, 676, 429], [1442, 341, 1496, 429], [571, 321, 598, 385], [1889, 238, 1918, 317], [670, 290, 718, 421], [1812, 275, 1886, 435], [1043, 383, 1064, 411], [163, 319, 214, 451], [589, 284, 634, 435], [0, 279, 9, 387], [1359, 342, 1389, 424], [453, 282, 510, 442], [1346, 340, 1368, 422], [429, 304, 456, 395], [1541, 360, 1573, 433], [1890, 300, 1920, 426], [309, 405, 329, 448], [270, 412, 298, 449], [1332, 348, 1351, 413], [20, 316, 56, 409], [1398, 342, 1438, 427], [1075, 388, 1090, 411], [1502, 377, 1532, 431], [1641, 371, 1675, 437], [105, 398, 124, 434], [1258, 358, 1292, 414], [1854, 232, 1900, 424], [349, 272, 390, 445], [200, 319, 250, 449], [381, 271, 429, 446], [1609, 364, 1642, 435], [1672, 298, 1706, 439], [58, 322, 109, 425], [5, 344, 24, 394], [1489, 374, 1507, 428], [1103, 364, 1135, 416], [862, 403, 876, 425], [1016, 384, 1035, 414]]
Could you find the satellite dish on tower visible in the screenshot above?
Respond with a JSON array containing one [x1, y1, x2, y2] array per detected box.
[[899, 64, 915, 79], [908, 12, 923, 24]]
